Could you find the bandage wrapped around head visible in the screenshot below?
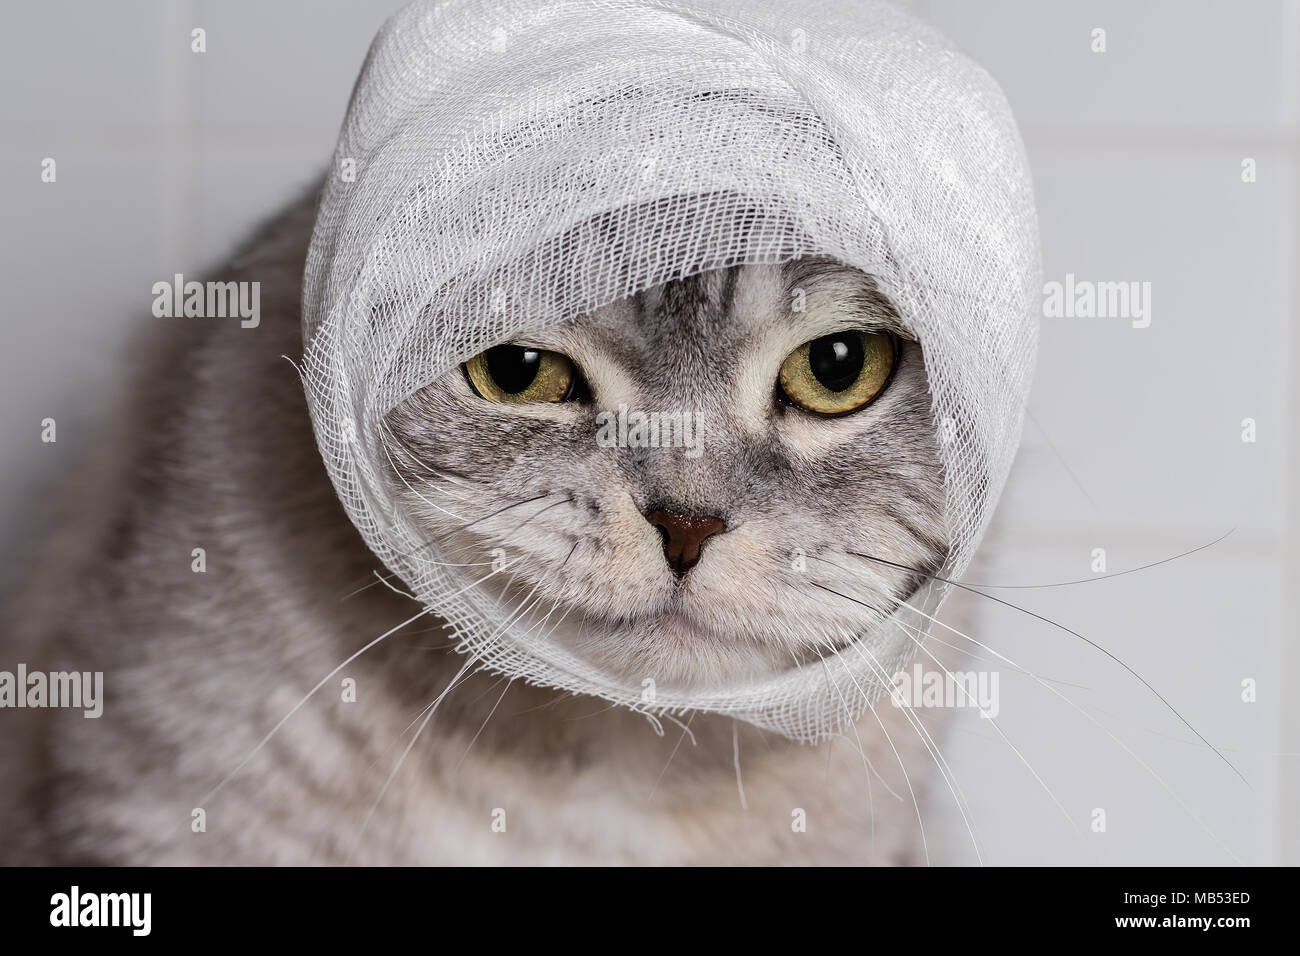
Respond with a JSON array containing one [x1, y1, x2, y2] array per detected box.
[[301, 0, 1040, 742]]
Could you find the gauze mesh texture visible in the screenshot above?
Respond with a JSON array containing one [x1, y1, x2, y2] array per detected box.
[[301, 0, 1040, 743]]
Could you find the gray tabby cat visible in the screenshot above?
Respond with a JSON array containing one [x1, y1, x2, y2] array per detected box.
[[1, 187, 973, 865]]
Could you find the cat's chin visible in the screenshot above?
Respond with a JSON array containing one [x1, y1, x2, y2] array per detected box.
[[556, 605, 797, 691]]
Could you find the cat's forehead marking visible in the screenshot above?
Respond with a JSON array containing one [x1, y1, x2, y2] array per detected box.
[[585, 266, 785, 361]]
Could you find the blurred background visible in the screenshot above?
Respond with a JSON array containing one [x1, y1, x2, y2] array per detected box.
[[0, 0, 1295, 864]]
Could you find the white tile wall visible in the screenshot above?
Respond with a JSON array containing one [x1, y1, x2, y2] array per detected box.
[[0, 0, 406, 575], [920, 0, 1297, 136], [1006, 150, 1290, 539], [0, 0, 1294, 864], [913, 0, 1298, 864]]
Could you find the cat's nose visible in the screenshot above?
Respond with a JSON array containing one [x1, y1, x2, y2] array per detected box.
[[644, 508, 725, 579]]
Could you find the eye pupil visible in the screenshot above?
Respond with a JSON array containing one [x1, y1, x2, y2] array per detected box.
[[808, 333, 864, 392], [485, 344, 541, 394]]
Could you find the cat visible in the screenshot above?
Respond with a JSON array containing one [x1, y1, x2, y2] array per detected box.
[[0, 185, 979, 865]]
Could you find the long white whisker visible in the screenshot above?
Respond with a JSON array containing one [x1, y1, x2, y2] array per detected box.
[[732, 722, 748, 811], [896, 596, 1244, 864], [840, 633, 983, 866], [647, 713, 696, 801], [812, 642, 930, 865], [346, 652, 479, 862], [198, 560, 520, 809], [456, 679, 516, 772], [377, 417, 473, 501], [890, 614, 1081, 842], [197, 604, 431, 810], [349, 570, 568, 859], [377, 418, 469, 519]]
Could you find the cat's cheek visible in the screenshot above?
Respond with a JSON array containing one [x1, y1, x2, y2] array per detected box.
[[772, 407, 867, 459]]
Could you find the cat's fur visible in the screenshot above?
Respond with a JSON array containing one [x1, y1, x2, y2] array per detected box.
[[1, 189, 972, 865]]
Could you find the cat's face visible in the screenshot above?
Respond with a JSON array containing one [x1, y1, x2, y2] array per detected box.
[[386, 258, 949, 691]]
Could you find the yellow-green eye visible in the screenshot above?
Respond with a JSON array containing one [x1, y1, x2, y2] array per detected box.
[[465, 344, 577, 404], [778, 330, 896, 415]]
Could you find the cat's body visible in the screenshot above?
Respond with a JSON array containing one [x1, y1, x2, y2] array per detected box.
[[2, 191, 974, 865]]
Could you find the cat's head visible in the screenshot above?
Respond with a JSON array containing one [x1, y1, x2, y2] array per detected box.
[[303, 0, 1039, 736], [384, 256, 948, 692]]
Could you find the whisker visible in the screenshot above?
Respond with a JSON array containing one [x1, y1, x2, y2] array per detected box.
[[377, 417, 474, 500], [397, 586, 551, 741], [457, 673, 511, 709], [895, 594, 1244, 864], [779, 589, 898, 855], [455, 679, 515, 772], [197, 604, 432, 811], [509, 689, 579, 717], [561, 699, 626, 721], [836, 633, 983, 865], [339, 556, 499, 603], [332, 518, 516, 600], [807, 647, 897, 813], [197, 558, 521, 809], [370, 568, 417, 601], [919, 630, 1090, 690], [811, 643, 930, 865], [662, 714, 698, 746], [951, 529, 1235, 590], [647, 713, 696, 802], [451, 492, 557, 536], [347, 652, 479, 861], [377, 419, 468, 522], [888, 614, 1081, 841], [732, 722, 748, 811], [339, 490, 566, 599], [847, 550, 1248, 787], [510, 495, 574, 532], [1024, 406, 1102, 515], [349, 572, 569, 859]]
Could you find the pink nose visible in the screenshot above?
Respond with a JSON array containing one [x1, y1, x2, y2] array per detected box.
[[645, 509, 725, 578]]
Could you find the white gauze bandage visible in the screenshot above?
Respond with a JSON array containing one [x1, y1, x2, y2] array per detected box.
[[301, 0, 1040, 743]]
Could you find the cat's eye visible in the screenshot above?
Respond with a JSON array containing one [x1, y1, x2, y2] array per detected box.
[[777, 330, 897, 416], [465, 344, 578, 403]]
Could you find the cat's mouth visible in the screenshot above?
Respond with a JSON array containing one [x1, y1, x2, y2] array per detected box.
[[641, 606, 709, 640]]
